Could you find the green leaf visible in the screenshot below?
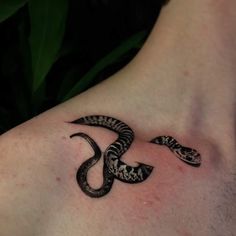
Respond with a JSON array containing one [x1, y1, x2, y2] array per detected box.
[[61, 31, 147, 102], [29, 0, 68, 94], [0, 0, 28, 23]]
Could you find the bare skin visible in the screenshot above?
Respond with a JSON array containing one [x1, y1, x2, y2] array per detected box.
[[0, 0, 235, 235]]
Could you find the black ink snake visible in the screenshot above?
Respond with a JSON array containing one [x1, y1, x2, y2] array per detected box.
[[70, 115, 201, 198]]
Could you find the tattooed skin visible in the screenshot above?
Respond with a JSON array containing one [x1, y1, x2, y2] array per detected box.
[[70, 115, 201, 198]]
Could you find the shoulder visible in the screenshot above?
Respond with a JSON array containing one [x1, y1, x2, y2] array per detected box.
[[0, 113, 81, 236]]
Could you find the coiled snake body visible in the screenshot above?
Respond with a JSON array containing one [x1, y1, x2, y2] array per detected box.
[[70, 115, 201, 198]]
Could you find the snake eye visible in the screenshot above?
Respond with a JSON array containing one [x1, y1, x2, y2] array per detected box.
[[180, 147, 193, 155]]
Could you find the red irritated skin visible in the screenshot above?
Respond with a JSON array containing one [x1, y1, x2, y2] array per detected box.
[[0, 112, 233, 236]]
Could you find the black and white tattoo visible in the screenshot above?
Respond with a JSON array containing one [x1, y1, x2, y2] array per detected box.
[[70, 115, 201, 198]]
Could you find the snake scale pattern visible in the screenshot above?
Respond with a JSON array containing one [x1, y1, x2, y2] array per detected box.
[[70, 115, 201, 198]]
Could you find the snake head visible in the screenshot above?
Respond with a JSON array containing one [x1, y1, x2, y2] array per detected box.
[[179, 147, 201, 166]]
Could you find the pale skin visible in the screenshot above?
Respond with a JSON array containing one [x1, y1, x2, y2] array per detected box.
[[0, 0, 235, 235]]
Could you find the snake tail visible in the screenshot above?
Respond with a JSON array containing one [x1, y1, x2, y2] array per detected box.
[[70, 132, 115, 198]]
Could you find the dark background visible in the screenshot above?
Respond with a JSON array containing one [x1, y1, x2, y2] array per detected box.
[[0, 0, 165, 133]]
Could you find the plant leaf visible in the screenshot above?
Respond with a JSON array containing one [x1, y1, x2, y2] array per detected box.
[[0, 0, 28, 23], [29, 0, 68, 94], [57, 66, 80, 101], [61, 31, 147, 101]]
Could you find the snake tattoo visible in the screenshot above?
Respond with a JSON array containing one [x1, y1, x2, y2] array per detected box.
[[70, 115, 201, 198]]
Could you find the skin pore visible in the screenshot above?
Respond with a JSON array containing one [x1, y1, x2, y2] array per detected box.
[[0, 0, 235, 235]]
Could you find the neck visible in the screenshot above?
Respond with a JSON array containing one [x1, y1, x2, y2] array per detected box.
[[131, 0, 236, 83], [117, 0, 236, 158]]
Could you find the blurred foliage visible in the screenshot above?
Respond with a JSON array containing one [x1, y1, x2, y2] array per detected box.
[[0, 0, 163, 134]]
